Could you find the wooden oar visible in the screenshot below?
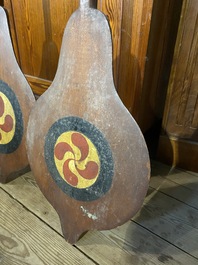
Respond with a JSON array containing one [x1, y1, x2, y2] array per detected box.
[[27, 0, 150, 244], [0, 7, 35, 183]]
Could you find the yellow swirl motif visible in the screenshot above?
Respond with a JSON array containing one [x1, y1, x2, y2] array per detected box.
[[54, 131, 100, 189], [0, 92, 16, 144]]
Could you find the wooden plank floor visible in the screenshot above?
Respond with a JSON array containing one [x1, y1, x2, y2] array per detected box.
[[0, 161, 198, 265]]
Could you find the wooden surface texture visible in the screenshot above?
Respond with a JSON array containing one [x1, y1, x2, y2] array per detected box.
[[0, 161, 198, 264], [3, 0, 154, 128], [0, 6, 35, 183], [158, 0, 198, 172], [2, 0, 185, 135], [162, 0, 198, 141], [26, 2, 150, 244]]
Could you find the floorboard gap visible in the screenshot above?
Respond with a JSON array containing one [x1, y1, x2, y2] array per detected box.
[[132, 219, 198, 260]]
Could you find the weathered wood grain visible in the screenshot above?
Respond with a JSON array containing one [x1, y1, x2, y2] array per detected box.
[[137, 0, 183, 132], [116, 0, 153, 120], [81, 221, 198, 265], [102, 221, 198, 265], [26, 0, 150, 244], [25, 75, 52, 96], [0, 6, 35, 183], [0, 188, 95, 265], [1, 167, 198, 264], [3, 0, 20, 64], [150, 161, 198, 209], [135, 187, 198, 258], [4, 0, 155, 131], [1, 172, 143, 264], [149, 175, 198, 210], [8, 0, 78, 80], [97, 0, 123, 88], [152, 160, 198, 192], [158, 0, 198, 172]]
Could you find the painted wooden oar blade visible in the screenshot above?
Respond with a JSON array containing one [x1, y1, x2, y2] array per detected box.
[[27, 0, 150, 244], [0, 7, 35, 183]]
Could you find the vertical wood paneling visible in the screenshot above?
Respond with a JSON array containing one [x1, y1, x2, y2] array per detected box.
[[191, 58, 198, 128], [11, 0, 45, 76], [97, 0, 123, 87], [138, 0, 183, 132], [4, 0, 154, 130], [3, 0, 20, 63], [162, 0, 198, 140], [116, 0, 153, 121], [8, 0, 79, 79], [158, 0, 198, 172], [45, 0, 79, 79], [175, 4, 198, 127]]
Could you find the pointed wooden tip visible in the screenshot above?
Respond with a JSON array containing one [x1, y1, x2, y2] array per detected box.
[[60, 216, 88, 244]]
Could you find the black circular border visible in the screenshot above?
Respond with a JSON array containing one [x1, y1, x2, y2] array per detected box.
[[0, 80, 23, 154], [44, 116, 114, 201]]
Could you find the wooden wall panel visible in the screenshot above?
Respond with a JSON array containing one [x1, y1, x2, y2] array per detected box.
[[97, 0, 123, 88], [161, 0, 198, 141], [10, 0, 78, 80], [138, 0, 183, 132], [3, 0, 20, 63], [3, 0, 154, 130], [98, 0, 154, 122], [116, 0, 153, 120], [158, 0, 198, 171]]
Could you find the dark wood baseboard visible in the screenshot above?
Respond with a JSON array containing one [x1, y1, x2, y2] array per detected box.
[[157, 135, 198, 172]]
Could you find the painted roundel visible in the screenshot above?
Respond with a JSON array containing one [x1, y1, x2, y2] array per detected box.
[[54, 131, 100, 189], [44, 116, 114, 201], [0, 80, 23, 153]]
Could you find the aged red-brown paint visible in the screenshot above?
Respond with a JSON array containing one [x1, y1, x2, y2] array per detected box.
[[27, 0, 150, 244], [0, 7, 35, 183]]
